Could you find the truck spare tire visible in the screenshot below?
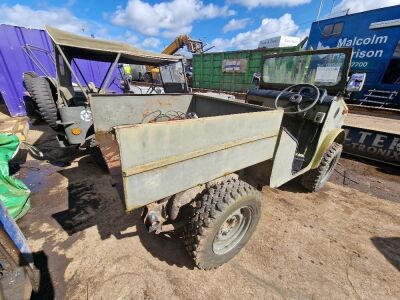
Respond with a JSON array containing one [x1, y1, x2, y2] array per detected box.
[[23, 71, 38, 95], [29, 77, 58, 130]]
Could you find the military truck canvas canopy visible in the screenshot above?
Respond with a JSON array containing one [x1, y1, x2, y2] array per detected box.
[[46, 26, 182, 66]]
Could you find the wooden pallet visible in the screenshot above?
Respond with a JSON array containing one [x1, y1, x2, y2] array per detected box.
[[0, 111, 30, 141]]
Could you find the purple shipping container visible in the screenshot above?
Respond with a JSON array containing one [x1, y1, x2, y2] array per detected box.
[[0, 24, 122, 117]]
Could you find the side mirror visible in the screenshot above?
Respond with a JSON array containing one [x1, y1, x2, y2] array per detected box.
[[346, 73, 366, 92], [252, 72, 261, 86]]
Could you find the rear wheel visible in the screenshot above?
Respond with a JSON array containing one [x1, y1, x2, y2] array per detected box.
[[30, 77, 58, 130], [301, 142, 342, 192], [184, 178, 261, 270]]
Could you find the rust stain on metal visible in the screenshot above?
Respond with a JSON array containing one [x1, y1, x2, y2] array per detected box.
[[95, 133, 122, 177]]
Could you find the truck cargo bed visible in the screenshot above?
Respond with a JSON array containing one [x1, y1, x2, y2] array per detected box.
[[90, 94, 283, 210]]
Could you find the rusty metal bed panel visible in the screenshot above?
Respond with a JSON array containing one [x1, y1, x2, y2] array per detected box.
[[90, 94, 194, 133]]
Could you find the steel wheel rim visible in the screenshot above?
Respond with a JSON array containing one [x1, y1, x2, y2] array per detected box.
[[212, 206, 252, 255]]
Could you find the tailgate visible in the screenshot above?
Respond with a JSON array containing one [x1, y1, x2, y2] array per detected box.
[[115, 110, 283, 210]]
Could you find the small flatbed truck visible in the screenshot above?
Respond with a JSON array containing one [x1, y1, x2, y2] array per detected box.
[[89, 45, 357, 268]]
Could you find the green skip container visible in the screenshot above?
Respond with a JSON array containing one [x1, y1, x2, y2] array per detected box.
[[192, 40, 306, 93]]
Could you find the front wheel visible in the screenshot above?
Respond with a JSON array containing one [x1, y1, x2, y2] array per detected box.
[[301, 142, 342, 192], [184, 178, 261, 270]]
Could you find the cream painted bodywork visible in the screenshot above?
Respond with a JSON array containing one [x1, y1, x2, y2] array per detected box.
[[269, 97, 346, 187]]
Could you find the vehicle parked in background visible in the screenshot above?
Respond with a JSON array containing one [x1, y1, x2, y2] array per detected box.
[[24, 26, 187, 148], [307, 4, 400, 107], [0, 24, 119, 118], [90, 48, 357, 269], [143, 34, 204, 84]]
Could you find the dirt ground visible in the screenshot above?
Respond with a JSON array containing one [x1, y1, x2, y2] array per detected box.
[[13, 123, 400, 300]]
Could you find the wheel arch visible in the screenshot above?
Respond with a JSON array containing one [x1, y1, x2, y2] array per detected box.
[[310, 128, 344, 169]]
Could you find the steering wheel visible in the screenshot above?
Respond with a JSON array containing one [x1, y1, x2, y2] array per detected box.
[[274, 83, 320, 114]]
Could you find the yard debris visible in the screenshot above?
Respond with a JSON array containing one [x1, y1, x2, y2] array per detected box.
[[0, 134, 30, 220]]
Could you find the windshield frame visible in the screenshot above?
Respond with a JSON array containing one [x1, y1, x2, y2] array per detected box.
[[259, 48, 353, 94]]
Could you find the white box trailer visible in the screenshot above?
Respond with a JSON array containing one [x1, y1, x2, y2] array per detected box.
[[258, 36, 301, 49]]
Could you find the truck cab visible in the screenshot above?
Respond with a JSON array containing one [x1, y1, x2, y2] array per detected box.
[[246, 48, 354, 188]]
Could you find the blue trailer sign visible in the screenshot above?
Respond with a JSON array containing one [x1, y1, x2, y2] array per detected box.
[[343, 126, 400, 166], [307, 5, 400, 105]]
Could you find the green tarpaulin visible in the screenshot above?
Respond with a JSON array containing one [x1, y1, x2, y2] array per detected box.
[[0, 134, 30, 220]]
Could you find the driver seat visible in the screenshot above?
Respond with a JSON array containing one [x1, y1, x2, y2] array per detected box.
[[246, 88, 323, 174], [247, 89, 282, 108]]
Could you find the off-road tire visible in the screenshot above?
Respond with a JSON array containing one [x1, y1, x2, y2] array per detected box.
[[30, 77, 58, 130], [184, 178, 262, 270], [23, 71, 38, 94], [301, 142, 342, 192], [23, 71, 40, 116]]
